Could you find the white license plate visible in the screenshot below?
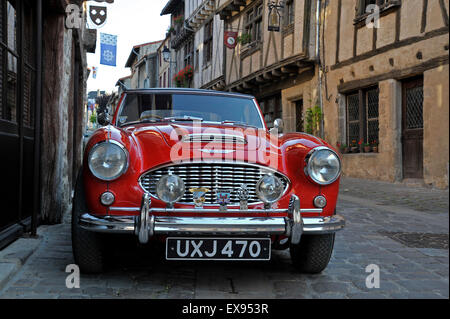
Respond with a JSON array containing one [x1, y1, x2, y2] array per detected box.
[[166, 238, 271, 260]]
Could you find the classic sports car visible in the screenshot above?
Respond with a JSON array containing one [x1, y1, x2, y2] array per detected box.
[[72, 88, 345, 273]]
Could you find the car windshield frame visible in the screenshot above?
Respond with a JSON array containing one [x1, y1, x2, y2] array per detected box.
[[114, 91, 266, 129]]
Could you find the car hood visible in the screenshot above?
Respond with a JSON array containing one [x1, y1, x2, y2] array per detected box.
[[129, 122, 270, 151], [122, 122, 326, 164]]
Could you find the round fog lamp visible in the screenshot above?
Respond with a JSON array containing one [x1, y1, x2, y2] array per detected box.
[[314, 195, 327, 208], [256, 174, 284, 203], [156, 174, 185, 204], [100, 191, 115, 206]]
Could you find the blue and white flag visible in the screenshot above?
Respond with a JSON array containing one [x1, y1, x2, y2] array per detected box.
[[100, 33, 117, 66]]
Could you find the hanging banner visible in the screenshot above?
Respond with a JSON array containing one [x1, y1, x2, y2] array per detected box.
[[92, 66, 97, 79], [100, 33, 117, 66], [224, 31, 238, 49]]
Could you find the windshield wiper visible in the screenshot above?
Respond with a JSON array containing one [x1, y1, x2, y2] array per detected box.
[[221, 120, 258, 129], [164, 116, 204, 122]]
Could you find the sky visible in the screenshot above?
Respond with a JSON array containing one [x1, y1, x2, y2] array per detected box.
[[86, 0, 170, 94]]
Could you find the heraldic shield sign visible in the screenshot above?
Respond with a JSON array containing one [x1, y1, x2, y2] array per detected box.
[[224, 31, 238, 49], [88, 5, 108, 28]]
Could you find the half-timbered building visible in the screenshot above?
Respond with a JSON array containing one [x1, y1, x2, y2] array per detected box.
[[323, 0, 449, 188], [217, 0, 320, 129]]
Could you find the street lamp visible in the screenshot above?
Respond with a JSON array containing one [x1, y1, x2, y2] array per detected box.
[[162, 46, 177, 87], [268, 1, 284, 32], [162, 46, 172, 63]]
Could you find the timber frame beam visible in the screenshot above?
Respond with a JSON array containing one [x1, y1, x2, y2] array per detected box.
[[226, 54, 314, 92]]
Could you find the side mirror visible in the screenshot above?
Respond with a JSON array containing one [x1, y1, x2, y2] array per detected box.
[[97, 112, 110, 126], [269, 118, 284, 134]]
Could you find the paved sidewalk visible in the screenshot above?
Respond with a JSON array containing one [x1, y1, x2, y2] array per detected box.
[[0, 177, 448, 299], [340, 177, 449, 214]]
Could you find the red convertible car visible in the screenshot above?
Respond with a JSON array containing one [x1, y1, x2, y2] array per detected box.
[[72, 89, 345, 273]]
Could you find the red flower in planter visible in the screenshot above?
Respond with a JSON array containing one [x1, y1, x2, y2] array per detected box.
[[173, 65, 194, 86]]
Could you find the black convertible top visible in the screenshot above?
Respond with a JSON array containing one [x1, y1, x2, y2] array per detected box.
[[122, 88, 255, 100]]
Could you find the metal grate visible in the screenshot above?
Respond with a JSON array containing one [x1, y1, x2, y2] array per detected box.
[[347, 93, 360, 145], [367, 88, 379, 144], [348, 123, 360, 144], [367, 89, 379, 119], [181, 134, 247, 145], [368, 120, 379, 144], [347, 94, 359, 121], [379, 231, 448, 249], [406, 86, 424, 129], [139, 162, 289, 205]]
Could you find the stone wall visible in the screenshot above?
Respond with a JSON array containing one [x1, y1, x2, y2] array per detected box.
[[423, 64, 449, 189]]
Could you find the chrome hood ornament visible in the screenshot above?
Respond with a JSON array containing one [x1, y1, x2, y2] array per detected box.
[[237, 184, 249, 210]]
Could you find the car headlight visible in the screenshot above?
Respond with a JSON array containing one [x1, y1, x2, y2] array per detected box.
[[306, 147, 341, 185], [156, 174, 185, 204], [256, 174, 284, 203], [88, 141, 128, 181]]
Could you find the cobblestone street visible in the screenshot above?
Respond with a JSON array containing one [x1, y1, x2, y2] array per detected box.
[[0, 178, 448, 299]]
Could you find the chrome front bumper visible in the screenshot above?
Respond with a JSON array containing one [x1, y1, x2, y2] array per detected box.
[[79, 194, 345, 244]]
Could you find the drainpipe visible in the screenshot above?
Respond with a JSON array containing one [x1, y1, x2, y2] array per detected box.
[[315, 0, 324, 138]]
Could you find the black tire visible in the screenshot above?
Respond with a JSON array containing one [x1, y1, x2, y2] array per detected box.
[[71, 170, 104, 273], [289, 234, 335, 274]]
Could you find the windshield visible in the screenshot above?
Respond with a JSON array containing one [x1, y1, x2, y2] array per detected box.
[[116, 93, 265, 128]]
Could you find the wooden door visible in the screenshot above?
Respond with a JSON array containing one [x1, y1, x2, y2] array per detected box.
[[0, 0, 37, 237], [402, 77, 424, 179]]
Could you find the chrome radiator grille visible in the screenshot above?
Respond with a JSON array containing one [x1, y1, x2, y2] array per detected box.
[[139, 162, 289, 205], [181, 134, 247, 145]]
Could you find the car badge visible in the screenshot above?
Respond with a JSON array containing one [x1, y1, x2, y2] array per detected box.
[[216, 189, 232, 212], [189, 187, 209, 208], [237, 184, 249, 210]]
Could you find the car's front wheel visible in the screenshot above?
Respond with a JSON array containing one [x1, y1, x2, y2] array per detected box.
[[289, 234, 335, 274], [71, 171, 104, 273]]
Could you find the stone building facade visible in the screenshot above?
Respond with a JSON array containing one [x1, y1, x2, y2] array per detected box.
[[322, 0, 449, 189], [125, 40, 163, 89]]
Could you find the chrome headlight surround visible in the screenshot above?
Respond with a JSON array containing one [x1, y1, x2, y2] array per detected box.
[[88, 140, 129, 181], [305, 146, 342, 185]]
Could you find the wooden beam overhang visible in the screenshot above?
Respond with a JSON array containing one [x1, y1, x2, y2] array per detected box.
[[187, 0, 215, 31], [216, 0, 247, 20], [226, 54, 314, 93]]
